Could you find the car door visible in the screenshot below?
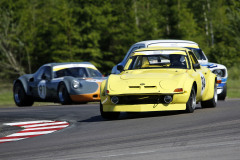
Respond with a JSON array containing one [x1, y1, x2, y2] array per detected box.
[[188, 51, 207, 100], [29, 66, 53, 101]]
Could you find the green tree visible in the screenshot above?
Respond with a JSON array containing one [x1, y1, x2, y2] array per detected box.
[[0, 3, 26, 79]]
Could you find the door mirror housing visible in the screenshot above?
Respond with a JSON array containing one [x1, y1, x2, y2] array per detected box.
[[117, 65, 124, 72], [42, 74, 51, 81], [193, 63, 201, 69]]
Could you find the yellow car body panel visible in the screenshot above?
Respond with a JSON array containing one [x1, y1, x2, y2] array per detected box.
[[101, 47, 216, 112]]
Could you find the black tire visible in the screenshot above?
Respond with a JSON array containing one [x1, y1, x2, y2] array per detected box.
[[100, 102, 120, 120], [218, 84, 227, 100], [58, 83, 72, 105], [201, 82, 217, 108], [186, 86, 196, 113], [13, 82, 34, 107]]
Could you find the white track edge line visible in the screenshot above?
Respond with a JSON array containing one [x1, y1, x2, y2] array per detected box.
[[4, 120, 54, 126]]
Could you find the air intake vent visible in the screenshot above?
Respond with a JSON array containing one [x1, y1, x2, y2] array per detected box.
[[129, 86, 140, 88], [144, 86, 156, 88]]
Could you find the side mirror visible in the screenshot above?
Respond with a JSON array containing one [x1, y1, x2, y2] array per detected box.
[[42, 74, 51, 80], [117, 65, 124, 72], [193, 63, 201, 69]]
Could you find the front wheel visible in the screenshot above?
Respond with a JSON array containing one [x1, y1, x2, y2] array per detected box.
[[100, 102, 120, 120], [218, 84, 227, 100], [13, 82, 34, 107], [201, 82, 217, 108], [58, 83, 72, 105], [186, 86, 196, 113]]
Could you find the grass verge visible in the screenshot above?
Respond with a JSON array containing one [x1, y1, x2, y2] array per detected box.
[[0, 83, 14, 107], [227, 79, 240, 98], [0, 83, 56, 108]]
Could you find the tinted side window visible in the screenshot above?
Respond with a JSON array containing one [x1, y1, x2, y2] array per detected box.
[[55, 67, 88, 78], [191, 48, 206, 60], [88, 68, 102, 77], [43, 66, 52, 79], [35, 66, 46, 80], [78, 68, 88, 78]]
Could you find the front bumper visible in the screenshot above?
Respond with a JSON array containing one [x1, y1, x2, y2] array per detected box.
[[217, 77, 227, 94], [103, 103, 186, 112], [101, 93, 189, 112], [70, 93, 100, 102]]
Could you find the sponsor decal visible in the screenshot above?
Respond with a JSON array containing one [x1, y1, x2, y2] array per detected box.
[[38, 80, 47, 99], [199, 72, 206, 95]]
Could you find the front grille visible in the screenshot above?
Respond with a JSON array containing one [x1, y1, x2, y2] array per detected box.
[[129, 86, 140, 88], [111, 95, 169, 104], [144, 86, 156, 88], [128, 86, 157, 89], [93, 94, 98, 98]]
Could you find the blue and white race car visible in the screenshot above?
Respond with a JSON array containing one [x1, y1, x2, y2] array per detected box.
[[111, 40, 228, 100], [188, 47, 228, 100]]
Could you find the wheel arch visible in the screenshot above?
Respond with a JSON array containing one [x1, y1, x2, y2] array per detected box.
[[13, 78, 28, 94], [193, 81, 197, 94], [100, 79, 107, 96], [202, 73, 216, 101], [57, 80, 70, 93], [183, 77, 195, 97], [57, 80, 72, 105]]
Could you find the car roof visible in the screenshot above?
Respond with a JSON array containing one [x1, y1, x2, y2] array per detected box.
[[134, 39, 199, 48], [44, 62, 93, 67], [132, 47, 190, 56], [41, 62, 98, 71]]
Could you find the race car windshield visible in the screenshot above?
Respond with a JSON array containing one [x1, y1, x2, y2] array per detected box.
[[54, 67, 102, 78], [128, 54, 189, 70]]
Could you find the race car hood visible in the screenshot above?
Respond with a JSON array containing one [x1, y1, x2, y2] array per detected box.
[[119, 69, 185, 80], [108, 69, 189, 95]]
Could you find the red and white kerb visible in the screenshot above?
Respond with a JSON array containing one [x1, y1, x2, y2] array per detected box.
[[0, 120, 69, 143]]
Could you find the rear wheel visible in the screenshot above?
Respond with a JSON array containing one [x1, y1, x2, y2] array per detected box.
[[100, 102, 120, 120], [201, 82, 217, 108], [58, 83, 72, 105], [13, 82, 34, 107], [186, 87, 196, 113]]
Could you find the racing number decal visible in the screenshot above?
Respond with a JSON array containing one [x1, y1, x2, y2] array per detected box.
[[199, 72, 206, 95], [38, 80, 47, 99]]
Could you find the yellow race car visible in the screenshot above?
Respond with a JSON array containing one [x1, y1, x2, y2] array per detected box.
[[100, 47, 218, 119]]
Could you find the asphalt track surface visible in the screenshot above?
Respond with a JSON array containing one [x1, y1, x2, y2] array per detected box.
[[0, 100, 240, 160]]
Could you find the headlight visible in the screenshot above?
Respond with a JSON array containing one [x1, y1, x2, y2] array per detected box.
[[212, 69, 224, 77], [72, 80, 79, 89], [164, 95, 173, 104], [111, 96, 119, 104]]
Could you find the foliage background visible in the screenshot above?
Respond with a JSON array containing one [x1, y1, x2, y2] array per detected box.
[[0, 0, 239, 80]]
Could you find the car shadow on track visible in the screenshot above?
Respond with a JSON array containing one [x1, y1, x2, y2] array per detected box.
[[79, 110, 188, 123]]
